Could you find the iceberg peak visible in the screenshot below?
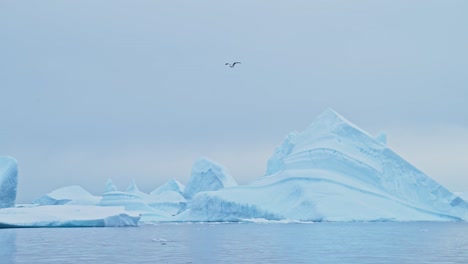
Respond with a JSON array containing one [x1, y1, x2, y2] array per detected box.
[[258, 109, 468, 221], [183, 157, 237, 198], [150, 178, 185, 195], [125, 179, 141, 194], [306, 108, 369, 136], [105, 179, 118, 193]]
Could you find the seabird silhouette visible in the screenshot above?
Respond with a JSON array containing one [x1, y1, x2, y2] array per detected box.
[[225, 62, 241, 68]]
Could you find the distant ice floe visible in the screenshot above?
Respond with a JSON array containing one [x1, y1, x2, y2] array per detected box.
[[0, 205, 139, 227]]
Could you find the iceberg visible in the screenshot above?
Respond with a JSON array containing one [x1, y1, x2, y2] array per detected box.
[[120, 180, 187, 220], [146, 191, 187, 217], [176, 109, 468, 222], [99, 189, 156, 212], [4, 108, 466, 224], [125, 179, 152, 199], [33, 185, 101, 206], [105, 179, 118, 193], [99, 180, 170, 221], [0, 157, 18, 209], [375, 131, 387, 145], [0, 205, 140, 227], [96, 179, 188, 220], [455, 192, 468, 202], [150, 178, 185, 195], [183, 157, 237, 199]]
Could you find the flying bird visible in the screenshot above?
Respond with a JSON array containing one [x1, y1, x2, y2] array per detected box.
[[225, 62, 241, 68]]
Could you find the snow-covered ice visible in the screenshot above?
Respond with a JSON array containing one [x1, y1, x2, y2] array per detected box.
[[2, 108, 467, 226], [33, 185, 101, 206], [175, 109, 468, 222], [0, 205, 140, 227], [146, 190, 187, 217], [150, 178, 185, 195], [183, 157, 237, 199], [0, 157, 18, 209], [105, 179, 118, 193], [99, 180, 172, 222]]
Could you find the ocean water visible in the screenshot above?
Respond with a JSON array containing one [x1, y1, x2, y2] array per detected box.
[[1, 222, 468, 263]]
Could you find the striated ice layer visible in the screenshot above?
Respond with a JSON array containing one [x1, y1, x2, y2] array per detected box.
[[176, 109, 468, 222], [99, 180, 174, 221], [6, 109, 467, 224], [0, 157, 18, 209]]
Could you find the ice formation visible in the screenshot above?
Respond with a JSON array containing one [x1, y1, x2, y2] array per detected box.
[[176, 109, 468, 222], [125, 179, 151, 199], [0, 205, 140, 227], [150, 178, 185, 195], [33, 185, 101, 205], [105, 179, 118, 192], [98, 180, 172, 222], [0, 157, 18, 208], [3, 108, 467, 226], [455, 192, 468, 202], [146, 191, 187, 216], [375, 131, 387, 145], [183, 157, 237, 199], [100, 189, 155, 212]]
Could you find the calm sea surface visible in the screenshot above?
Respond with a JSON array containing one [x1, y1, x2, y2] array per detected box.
[[1, 222, 468, 263]]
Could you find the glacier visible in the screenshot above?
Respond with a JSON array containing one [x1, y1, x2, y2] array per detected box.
[[2, 108, 468, 226], [0, 157, 18, 209]]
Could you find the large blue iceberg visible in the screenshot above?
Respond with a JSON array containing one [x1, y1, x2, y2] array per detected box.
[[176, 109, 468, 222], [1, 109, 467, 226]]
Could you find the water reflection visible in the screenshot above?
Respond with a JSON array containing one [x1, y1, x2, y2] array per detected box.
[[0, 229, 16, 264]]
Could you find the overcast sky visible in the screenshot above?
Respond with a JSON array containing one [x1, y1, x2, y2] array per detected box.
[[1, 0, 467, 203]]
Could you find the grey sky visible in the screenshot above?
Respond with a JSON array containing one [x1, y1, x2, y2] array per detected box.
[[1, 1, 467, 203]]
